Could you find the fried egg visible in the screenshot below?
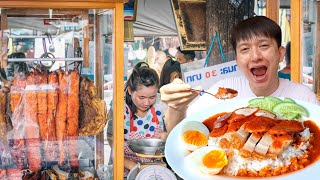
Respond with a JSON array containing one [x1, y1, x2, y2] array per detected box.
[[185, 146, 228, 175], [181, 121, 210, 151]]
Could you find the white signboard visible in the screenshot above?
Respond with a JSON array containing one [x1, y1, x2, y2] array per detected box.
[[182, 60, 243, 90]]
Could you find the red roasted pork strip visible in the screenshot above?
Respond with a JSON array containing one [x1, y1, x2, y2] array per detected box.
[[37, 73, 48, 141], [67, 69, 80, 167], [24, 72, 41, 171], [45, 72, 59, 161], [55, 70, 68, 164]]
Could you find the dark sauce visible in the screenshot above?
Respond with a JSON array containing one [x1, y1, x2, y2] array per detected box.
[[304, 120, 320, 165], [202, 112, 227, 132]]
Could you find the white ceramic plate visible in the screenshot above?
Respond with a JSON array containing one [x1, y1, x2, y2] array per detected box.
[[165, 97, 320, 180]]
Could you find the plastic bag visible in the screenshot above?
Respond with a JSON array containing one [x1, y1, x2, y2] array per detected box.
[[97, 164, 113, 180]]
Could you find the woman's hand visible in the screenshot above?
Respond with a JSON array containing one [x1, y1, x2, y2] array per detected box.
[[159, 78, 200, 110], [154, 132, 168, 139], [124, 158, 137, 171]]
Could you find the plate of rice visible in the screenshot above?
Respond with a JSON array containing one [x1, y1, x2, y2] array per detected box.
[[165, 97, 320, 180]]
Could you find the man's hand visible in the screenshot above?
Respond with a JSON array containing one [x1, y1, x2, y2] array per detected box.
[[159, 78, 200, 110]]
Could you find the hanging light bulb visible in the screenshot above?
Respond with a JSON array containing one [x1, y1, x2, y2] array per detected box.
[[135, 42, 147, 60], [128, 44, 136, 60]]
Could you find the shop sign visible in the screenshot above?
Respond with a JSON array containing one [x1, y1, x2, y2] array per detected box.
[[63, 26, 80, 31], [44, 19, 81, 31], [182, 60, 243, 90], [43, 18, 62, 25]]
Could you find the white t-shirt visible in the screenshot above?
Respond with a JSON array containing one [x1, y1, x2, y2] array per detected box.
[[187, 76, 319, 116]]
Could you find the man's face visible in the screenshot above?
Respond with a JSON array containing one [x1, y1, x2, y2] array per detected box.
[[235, 36, 285, 94], [176, 51, 187, 64]]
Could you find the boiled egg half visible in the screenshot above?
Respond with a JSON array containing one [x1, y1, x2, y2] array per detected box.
[[185, 146, 228, 175], [181, 121, 209, 151]]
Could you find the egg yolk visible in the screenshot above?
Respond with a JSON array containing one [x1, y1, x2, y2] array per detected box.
[[183, 130, 208, 146], [202, 150, 228, 168]]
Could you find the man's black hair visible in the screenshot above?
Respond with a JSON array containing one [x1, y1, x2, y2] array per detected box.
[[231, 16, 282, 52]]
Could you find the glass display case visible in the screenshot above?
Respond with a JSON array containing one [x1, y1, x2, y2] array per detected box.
[[0, 0, 125, 179], [290, 0, 319, 100], [301, 0, 318, 93]]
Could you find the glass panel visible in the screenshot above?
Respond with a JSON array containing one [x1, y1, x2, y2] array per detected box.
[[255, 0, 291, 80], [278, 0, 291, 79], [124, 37, 181, 76], [101, 10, 115, 180], [0, 8, 113, 179], [254, 0, 266, 16], [302, 0, 317, 90]]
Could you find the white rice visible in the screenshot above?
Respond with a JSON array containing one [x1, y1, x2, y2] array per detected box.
[[210, 128, 313, 176]]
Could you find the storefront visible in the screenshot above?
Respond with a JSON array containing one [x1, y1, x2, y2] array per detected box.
[[0, 0, 125, 179], [122, 0, 320, 179], [0, 0, 319, 180]]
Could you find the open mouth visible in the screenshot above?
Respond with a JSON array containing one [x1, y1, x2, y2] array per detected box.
[[250, 66, 267, 79]]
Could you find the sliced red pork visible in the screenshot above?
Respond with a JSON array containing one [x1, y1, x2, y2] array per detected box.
[[254, 133, 274, 155], [244, 116, 277, 133], [268, 134, 293, 155], [254, 109, 277, 119], [242, 133, 263, 153], [268, 120, 304, 135]]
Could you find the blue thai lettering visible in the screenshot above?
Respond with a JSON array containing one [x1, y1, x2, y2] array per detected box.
[[220, 64, 237, 75], [186, 74, 202, 82], [194, 74, 202, 80]]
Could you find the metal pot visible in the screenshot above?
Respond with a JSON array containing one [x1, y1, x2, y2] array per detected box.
[[127, 138, 166, 155]]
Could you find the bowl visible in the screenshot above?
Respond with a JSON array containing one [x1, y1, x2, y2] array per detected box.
[[128, 144, 165, 155], [127, 138, 166, 155], [128, 138, 166, 147]]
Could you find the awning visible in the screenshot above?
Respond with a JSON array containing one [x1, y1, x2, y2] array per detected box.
[[133, 0, 178, 37]]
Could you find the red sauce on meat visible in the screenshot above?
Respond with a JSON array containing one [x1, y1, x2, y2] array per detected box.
[[304, 120, 320, 165], [226, 120, 245, 133], [272, 140, 282, 149], [210, 124, 228, 137], [202, 112, 228, 132], [228, 113, 248, 124], [200, 110, 320, 177]]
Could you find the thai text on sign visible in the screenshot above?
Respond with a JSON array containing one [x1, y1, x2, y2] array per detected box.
[[182, 60, 243, 90]]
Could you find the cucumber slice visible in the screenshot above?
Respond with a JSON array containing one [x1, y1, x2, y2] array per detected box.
[[264, 96, 283, 110], [295, 114, 302, 119], [248, 98, 265, 106], [272, 102, 309, 119], [283, 97, 296, 103], [248, 97, 275, 111], [264, 96, 283, 103], [281, 112, 299, 120]]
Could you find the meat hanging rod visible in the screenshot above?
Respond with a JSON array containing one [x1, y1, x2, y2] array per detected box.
[[8, 58, 83, 62], [8, 35, 82, 39]]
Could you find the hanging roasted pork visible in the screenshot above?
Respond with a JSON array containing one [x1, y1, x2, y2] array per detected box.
[[79, 76, 107, 136]]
